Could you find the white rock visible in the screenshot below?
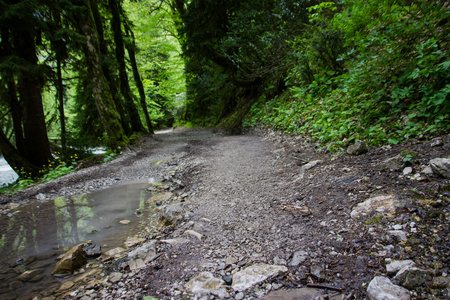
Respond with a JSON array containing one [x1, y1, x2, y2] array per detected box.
[[301, 160, 323, 171], [386, 260, 416, 275], [128, 241, 157, 263], [161, 238, 189, 246], [232, 263, 288, 292], [351, 195, 397, 218], [185, 272, 228, 298], [183, 230, 204, 241], [367, 276, 410, 300], [403, 167, 413, 175]]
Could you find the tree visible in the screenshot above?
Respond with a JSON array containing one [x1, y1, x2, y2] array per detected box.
[[73, 0, 128, 148], [108, 0, 146, 133]]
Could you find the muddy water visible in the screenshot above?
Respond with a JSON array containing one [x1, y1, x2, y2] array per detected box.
[[0, 182, 156, 299]]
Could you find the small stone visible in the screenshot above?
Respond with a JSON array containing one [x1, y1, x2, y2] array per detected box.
[[430, 137, 443, 147], [83, 244, 102, 258], [347, 140, 368, 156], [232, 263, 288, 292], [403, 167, 413, 175], [310, 265, 326, 281], [17, 269, 43, 282], [147, 192, 173, 203], [58, 281, 74, 291], [105, 247, 126, 257], [386, 260, 416, 275], [367, 276, 410, 300], [351, 195, 397, 218], [289, 250, 308, 266], [300, 160, 323, 171], [161, 238, 189, 246], [392, 266, 433, 289], [431, 276, 450, 289], [119, 220, 131, 225], [183, 230, 204, 241], [124, 236, 146, 249], [109, 272, 122, 284], [387, 230, 408, 242], [185, 272, 228, 298]]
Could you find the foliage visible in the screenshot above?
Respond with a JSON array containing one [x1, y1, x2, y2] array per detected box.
[[244, 0, 450, 149]]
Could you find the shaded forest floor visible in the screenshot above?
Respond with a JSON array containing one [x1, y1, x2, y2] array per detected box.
[[1, 128, 449, 299]]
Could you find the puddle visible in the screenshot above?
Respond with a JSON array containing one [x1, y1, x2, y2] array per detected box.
[[0, 182, 159, 299]]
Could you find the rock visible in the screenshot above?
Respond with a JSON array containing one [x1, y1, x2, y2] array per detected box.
[[231, 263, 288, 292], [430, 158, 450, 179], [403, 167, 413, 175], [105, 247, 126, 257], [185, 272, 228, 298], [386, 260, 415, 275], [262, 288, 343, 300], [58, 281, 75, 291], [431, 276, 450, 289], [108, 272, 122, 284], [351, 195, 398, 218], [183, 230, 204, 241], [392, 266, 433, 289], [346, 140, 368, 156], [52, 245, 87, 275], [124, 236, 146, 249], [83, 244, 102, 258], [300, 160, 323, 171], [387, 230, 408, 242], [430, 137, 443, 147], [147, 192, 173, 204], [367, 276, 410, 300], [17, 269, 43, 282], [127, 259, 146, 271], [421, 166, 433, 175], [160, 203, 185, 226], [119, 220, 131, 225], [310, 265, 326, 281], [128, 241, 157, 263], [161, 238, 189, 246]]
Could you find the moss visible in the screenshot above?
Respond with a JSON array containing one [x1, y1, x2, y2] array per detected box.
[[365, 214, 383, 225]]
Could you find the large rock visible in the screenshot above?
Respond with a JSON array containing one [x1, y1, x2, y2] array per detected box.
[[52, 244, 87, 275], [367, 276, 410, 300], [430, 158, 450, 179], [232, 263, 288, 292], [127, 240, 157, 263], [160, 203, 186, 225], [185, 272, 228, 298], [17, 269, 43, 282], [351, 195, 398, 218], [346, 140, 368, 156], [392, 266, 433, 289]]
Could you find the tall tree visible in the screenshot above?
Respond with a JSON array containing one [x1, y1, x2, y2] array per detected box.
[[74, 0, 128, 148], [109, 0, 145, 133], [1, 0, 53, 170]]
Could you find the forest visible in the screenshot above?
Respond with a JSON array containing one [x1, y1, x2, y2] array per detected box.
[[0, 0, 449, 185]]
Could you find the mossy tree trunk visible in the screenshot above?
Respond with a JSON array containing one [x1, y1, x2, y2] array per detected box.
[[77, 0, 128, 149], [123, 23, 154, 134], [109, 0, 145, 133], [10, 3, 53, 168]]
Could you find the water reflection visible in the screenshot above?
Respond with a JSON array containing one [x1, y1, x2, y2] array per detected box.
[[0, 182, 152, 298]]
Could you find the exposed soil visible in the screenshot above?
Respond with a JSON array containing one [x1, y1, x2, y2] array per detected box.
[[1, 128, 449, 300]]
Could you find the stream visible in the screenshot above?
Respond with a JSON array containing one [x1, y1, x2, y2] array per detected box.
[[0, 181, 158, 299], [0, 157, 18, 187]]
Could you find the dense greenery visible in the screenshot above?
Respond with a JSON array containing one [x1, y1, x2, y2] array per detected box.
[[176, 0, 449, 148]]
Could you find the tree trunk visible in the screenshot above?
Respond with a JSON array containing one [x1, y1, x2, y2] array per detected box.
[[56, 56, 67, 156], [11, 9, 53, 167], [123, 24, 154, 134], [77, 0, 128, 148], [90, 0, 131, 135], [109, 0, 145, 133]]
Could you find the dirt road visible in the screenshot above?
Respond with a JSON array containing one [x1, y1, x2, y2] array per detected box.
[[1, 128, 449, 299]]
